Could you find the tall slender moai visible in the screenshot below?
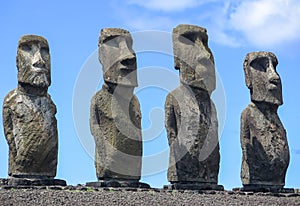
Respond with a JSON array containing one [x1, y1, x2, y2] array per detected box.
[[240, 52, 290, 192], [2, 35, 65, 186], [88, 28, 149, 188], [164, 24, 223, 190]]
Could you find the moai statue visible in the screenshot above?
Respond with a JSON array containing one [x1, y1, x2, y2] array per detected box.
[[88, 28, 149, 188], [2, 35, 65, 186], [240, 52, 290, 192], [164, 24, 223, 190]]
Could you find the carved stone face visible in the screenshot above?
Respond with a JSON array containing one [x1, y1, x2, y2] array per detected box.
[[244, 52, 283, 105], [17, 35, 51, 88], [173, 24, 216, 93], [99, 28, 137, 87]]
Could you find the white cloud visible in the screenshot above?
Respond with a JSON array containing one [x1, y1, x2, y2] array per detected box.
[[118, 0, 300, 48], [204, 2, 244, 47], [128, 0, 217, 12], [210, 28, 242, 47], [229, 0, 300, 47]]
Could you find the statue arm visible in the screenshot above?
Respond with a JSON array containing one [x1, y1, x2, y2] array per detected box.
[[210, 102, 218, 138], [198, 101, 220, 161], [133, 95, 142, 130], [90, 96, 101, 138], [3, 98, 16, 161], [240, 108, 250, 152], [165, 94, 178, 145], [48, 95, 58, 136], [130, 95, 142, 142]]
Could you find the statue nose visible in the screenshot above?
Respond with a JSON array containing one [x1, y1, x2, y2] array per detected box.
[[120, 56, 136, 68], [32, 51, 46, 69], [119, 40, 135, 57], [268, 64, 280, 84]]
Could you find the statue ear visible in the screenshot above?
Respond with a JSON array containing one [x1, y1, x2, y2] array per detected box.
[[244, 67, 252, 89], [174, 57, 181, 70], [243, 57, 252, 89], [16, 54, 19, 70], [16, 51, 22, 72]]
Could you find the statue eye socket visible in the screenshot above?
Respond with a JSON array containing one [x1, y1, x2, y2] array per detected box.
[[105, 39, 119, 48], [20, 44, 31, 52], [102, 35, 120, 48], [250, 58, 268, 72], [178, 34, 195, 45], [41, 47, 49, 55]]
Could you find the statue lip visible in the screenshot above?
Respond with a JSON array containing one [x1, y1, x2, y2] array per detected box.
[[269, 78, 279, 85], [269, 79, 280, 89], [31, 66, 47, 72], [32, 62, 47, 71], [119, 66, 136, 71], [117, 75, 138, 87]]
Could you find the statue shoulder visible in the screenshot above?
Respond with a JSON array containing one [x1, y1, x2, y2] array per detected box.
[[165, 87, 181, 106], [45, 93, 57, 114], [91, 89, 109, 104], [131, 94, 140, 106], [46, 93, 56, 103], [3, 89, 18, 108], [241, 103, 255, 121]]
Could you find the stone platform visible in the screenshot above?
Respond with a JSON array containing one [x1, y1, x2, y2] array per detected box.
[[86, 180, 150, 188], [164, 182, 224, 191], [233, 184, 294, 193], [0, 178, 66, 186]]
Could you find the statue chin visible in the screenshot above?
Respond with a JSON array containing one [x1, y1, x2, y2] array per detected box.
[[182, 79, 214, 93], [264, 96, 283, 106], [31, 74, 50, 88], [251, 94, 283, 106]]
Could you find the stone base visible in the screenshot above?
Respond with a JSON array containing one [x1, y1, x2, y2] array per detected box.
[[164, 182, 224, 191], [0, 178, 8, 185], [233, 184, 294, 193], [86, 180, 150, 189], [0, 177, 66, 186]]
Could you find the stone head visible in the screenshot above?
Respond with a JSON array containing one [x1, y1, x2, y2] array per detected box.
[[173, 24, 216, 93], [98, 28, 137, 87], [243, 52, 283, 105], [17, 35, 51, 88]]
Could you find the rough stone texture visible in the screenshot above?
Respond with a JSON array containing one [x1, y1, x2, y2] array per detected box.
[[240, 51, 290, 191], [165, 24, 221, 188], [2, 35, 61, 184], [164, 182, 224, 191], [90, 28, 143, 182], [1, 188, 300, 206], [98, 28, 137, 87], [86, 180, 150, 188], [5, 177, 66, 186], [234, 185, 294, 193]]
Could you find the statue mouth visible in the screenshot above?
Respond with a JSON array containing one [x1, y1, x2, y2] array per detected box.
[[119, 66, 136, 71], [268, 79, 280, 90], [32, 61, 46, 70], [117, 75, 138, 87], [32, 66, 48, 73]]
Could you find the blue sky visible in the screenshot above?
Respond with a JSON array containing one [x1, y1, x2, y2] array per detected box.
[[1, 0, 300, 189]]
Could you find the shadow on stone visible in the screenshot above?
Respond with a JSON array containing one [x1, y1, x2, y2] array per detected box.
[[164, 182, 224, 191], [1, 177, 66, 186], [233, 185, 294, 193], [86, 179, 150, 189]]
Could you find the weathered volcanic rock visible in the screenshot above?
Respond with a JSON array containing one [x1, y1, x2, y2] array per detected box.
[[165, 24, 221, 189], [2, 35, 63, 185], [89, 28, 145, 185], [240, 52, 290, 191]]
